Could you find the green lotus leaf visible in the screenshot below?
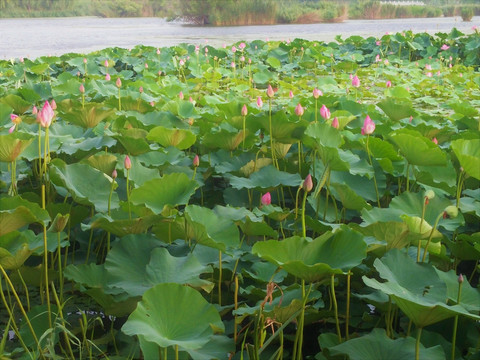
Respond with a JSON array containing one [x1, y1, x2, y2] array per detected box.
[[122, 154, 159, 186], [451, 139, 480, 180], [147, 126, 196, 150], [0, 231, 32, 270], [84, 153, 117, 176], [377, 97, 416, 121], [85, 213, 164, 237], [353, 221, 410, 252], [389, 129, 446, 166], [227, 165, 302, 190], [330, 182, 372, 211], [363, 249, 480, 327], [0, 133, 34, 162], [185, 205, 240, 252], [252, 227, 367, 282], [257, 111, 306, 143], [0, 196, 50, 236], [19, 305, 59, 348], [61, 101, 115, 129], [0, 94, 31, 114], [116, 128, 152, 156], [49, 159, 120, 213], [130, 173, 198, 214], [303, 121, 344, 148], [121, 283, 224, 351], [329, 328, 445, 360], [202, 128, 245, 151]]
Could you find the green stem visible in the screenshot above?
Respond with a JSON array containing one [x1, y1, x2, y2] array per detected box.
[[218, 250, 222, 306], [421, 212, 443, 263], [57, 232, 63, 303], [301, 191, 308, 238], [331, 275, 342, 343], [366, 135, 380, 207], [118, 88, 121, 111], [406, 164, 410, 192], [417, 198, 427, 262], [346, 272, 351, 341], [456, 171, 465, 208], [415, 327, 423, 360], [451, 279, 463, 360], [41, 185, 52, 329], [268, 98, 276, 168], [126, 168, 131, 220], [242, 115, 246, 150]]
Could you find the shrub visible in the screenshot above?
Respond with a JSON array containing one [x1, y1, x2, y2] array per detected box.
[[461, 7, 474, 21], [442, 5, 456, 17]]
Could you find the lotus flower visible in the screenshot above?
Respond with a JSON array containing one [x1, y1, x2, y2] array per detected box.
[[257, 96, 263, 108], [50, 99, 57, 110], [241, 104, 248, 116], [239, 42, 246, 50], [313, 88, 322, 98], [83, 58, 87, 64], [139, 86, 144, 93], [375, 54, 381, 62], [361, 115, 375, 135], [38, 101, 55, 128], [105, 73, 111, 81], [240, 56, 245, 62], [266, 84, 274, 98], [432, 137, 438, 145], [295, 103, 304, 117], [156, 48, 161, 55], [79, 84, 85, 93], [386, 80, 392, 88], [112, 169, 118, 179], [331, 117, 339, 129], [124, 155, 131, 170], [231, 62, 236, 68], [179, 91, 184, 100], [32, 105, 38, 115], [289, 90, 294, 98], [303, 174, 313, 192], [352, 75, 360, 88], [261, 192, 271, 206], [104, 60, 109, 67], [320, 105, 330, 120], [441, 44, 450, 51], [232, 46, 237, 53], [193, 154, 199, 167], [425, 64, 432, 70], [116, 78, 122, 87]]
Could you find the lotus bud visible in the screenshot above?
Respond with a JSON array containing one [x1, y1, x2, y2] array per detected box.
[[261, 192, 271, 206], [50, 99, 57, 110], [425, 190, 435, 200], [386, 80, 392, 88], [303, 174, 313, 192], [352, 75, 360, 88], [313, 88, 322, 98], [458, 273, 464, 283], [232, 45, 237, 53], [241, 104, 248, 117], [145, 63, 148, 69], [116, 78, 122, 88], [289, 90, 294, 98], [38, 100, 55, 128], [257, 96, 263, 108], [8, 124, 15, 133], [150, 101, 155, 107], [231, 61, 235, 68], [32, 105, 38, 115], [104, 60, 109, 67], [239, 42, 246, 50], [295, 103, 304, 117], [83, 58, 87, 64], [193, 154, 200, 167], [445, 205, 458, 218], [266, 84, 274, 98], [375, 54, 381, 62], [361, 115, 375, 135], [331, 117, 339, 129], [105, 73, 111, 81], [79, 84, 85, 93], [124, 155, 131, 170], [320, 104, 330, 120], [240, 56, 245, 62], [432, 137, 438, 145], [139, 86, 143, 93]]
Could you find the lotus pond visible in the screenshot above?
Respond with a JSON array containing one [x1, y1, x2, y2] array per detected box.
[[0, 28, 479, 360]]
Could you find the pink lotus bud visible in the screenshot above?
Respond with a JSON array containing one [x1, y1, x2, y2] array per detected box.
[[139, 86, 144, 93], [50, 99, 57, 110], [352, 75, 360, 88], [83, 58, 87, 64], [331, 117, 339, 129], [376, 40, 381, 46], [232, 46, 237, 53], [116, 78, 122, 87], [409, 116, 413, 123], [248, 58, 252, 64], [295, 103, 304, 117], [303, 174, 313, 192], [8, 124, 15, 133], [222, 43, 226, 48], [193, 154, 200, 167], [432, 137, 438, 144], [449, 63, 452, 68], [189, 96, 194, 103], [375, 54, 381, 62], [239, 42, 246, 50], [313, 88, 322, 99], [426, 72, 432, 77], [240, 56, 245, 62], [145, 63, 148, 69], [79, 84, 85, 93], [205, 47, 208, 53], [124, 155, 131, 170], [32, 105, 38, 115], [150, 101, 155, 107], [289, 90, 294, 98], [157, 48, 161, 55], [179, 59, 184, 66], [105, 73, 111, 81], [179, 91, 184, 100], [241, 104, 248, 116], [257, 96, 263, 108], [425, 64, 432, 70], [261, 192, 271, 206], [361, 115, 375, 135], [104, 60, 109, 67], [19, 57, 24, 63], [112, 169, 117, 179], [458, 273, 464, 283], [38, 100, 55, 128], [386, 80, 392, 88], [320, 104, 330, 120], [266, 84, 274, 98], [231, 61, 236, 68], [441, 44, 450, 51], [384, 59, 389, 65], [158, 70, 162, 76], [436, 71, 441, 76]]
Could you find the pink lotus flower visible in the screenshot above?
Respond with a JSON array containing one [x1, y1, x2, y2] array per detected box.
[[232, 46, 237, 53], [79, 84, 85, 93], [425, 64, 432, 70], [331, 117, 339, 129], [375, 54, 381, 62], [50, 99, 57, 110], [303, 174, 313, 192], [105, 73, 111, 81], [179, 91, 184, 100], [150, 101, 155, 107], [10, 114, 20, 124], [204, 47, 208, 53], [104, 60, 109, 67], [38, 101, 55, 128], [145, 63, 148, 69], [295, 103, 304, 117], [240, 56, 245, 62], [313, 88, 322, 99], [386, 80, 392, 88], [266, 84, 274, 98], [261, 192, 271, 206], [231, 62, 236, 68], [8, 124, 15, 133], [376, 40, 381, 46], [384, 59, 389, 65], [139, 86, 143, 93], [352, 75, 360, 88], [116, 78, 122, 87], [441, 44, 450, 51], [124, 155, 131, 170], [112, 169, 118, 179], [289, 90, 294, 98], [432, 137, 438, 144], [32, 105, 38, 115], [320, 104, 330, 120], [189, 96, 194, 103], [179, 59, 184, 66], [241, 104, 248, 116], [426, 72, 433, 77], [222, 43, 226, 48], [361, 115, 375, 135], [83, 58, 87, 64], [193, 154, 200, 167], [239, 42, 246, 50], [257, 96, 263, 108]]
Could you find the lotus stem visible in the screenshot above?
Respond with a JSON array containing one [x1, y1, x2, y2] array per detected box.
[[16, 269, 30, 311], [415, 327, 423, 360], [43, 127, 49, 179], [268, 98, 277, 168], [41, 185, 52, 329], [118, 87, 121, 111], [218, 250, 222, 306], [451, 277, 463, 360], [456, 170, 465, 208], [301, 190, 308, 238], [406, 163, 410, 192], [421, 212, 443, 263], [126, 168, 131, 220], [57, 232, 64, 302], [365, 135, 381, 207], [314, 99, 318, 122], [346, 271, 351, 340], [51, 282, 75, 360], [331, 274, 342, 343], [175, 345, 179, 360], [234, 274, 239, 344], [242, 115, 246, 150], [417, 197, 428, 262]]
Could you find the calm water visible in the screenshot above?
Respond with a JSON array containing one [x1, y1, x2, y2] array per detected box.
[[0, 16, 479, 59]]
